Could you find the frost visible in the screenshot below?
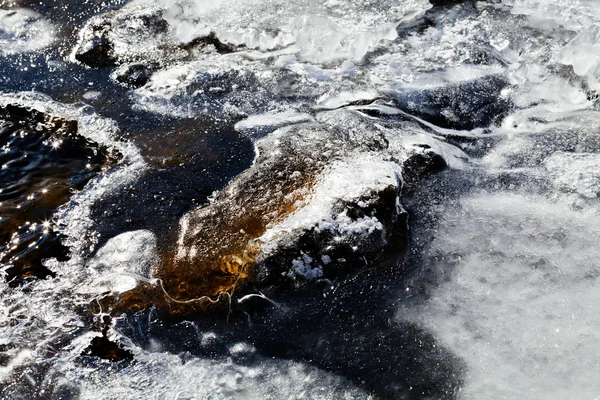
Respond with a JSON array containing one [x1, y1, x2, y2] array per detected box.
[[290, 254, 323, 280]]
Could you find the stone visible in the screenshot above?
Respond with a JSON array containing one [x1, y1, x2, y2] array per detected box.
[[103, 110, 451, 318]]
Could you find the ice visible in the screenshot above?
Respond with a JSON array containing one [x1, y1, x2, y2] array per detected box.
[[157, 0, 430, 61], [3, 0, 600, 397], [234, 110, 315, 138], [559, 25, 600, 91], [401, 193, 600, 399], [290, 254, 323, 280], [544, 152, 600, 199], [503, 0, 600, 31], [88, 230, 157, 276], [61, 350, 369, 399], [0, 9, 55, 55]]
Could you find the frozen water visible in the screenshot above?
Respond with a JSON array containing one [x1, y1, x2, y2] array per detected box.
[[157, 0, 430, 59], [63, 349, 369, 399], [401, 192, 600, 400], [2, 0, 600, 398], [0, 9, 55, 55]]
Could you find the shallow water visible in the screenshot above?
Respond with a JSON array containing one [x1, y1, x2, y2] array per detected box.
[[0, 0, 599, 399]]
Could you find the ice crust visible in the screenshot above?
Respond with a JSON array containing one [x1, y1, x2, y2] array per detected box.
[[390, 1, 600, 397], [156, 0, 430, 59], [65, 350, 369, 400], [0, 9, 55, 55], [402, 193, 600, 400]]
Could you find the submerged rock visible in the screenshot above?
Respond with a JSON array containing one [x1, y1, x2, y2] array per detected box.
[[391, 74, 512, 130]]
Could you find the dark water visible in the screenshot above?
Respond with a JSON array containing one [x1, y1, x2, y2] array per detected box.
[[0, 104, 119, 283]]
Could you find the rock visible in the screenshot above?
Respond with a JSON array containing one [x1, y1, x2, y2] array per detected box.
[[102, 109, 453, 318], [428, 0, 475, 6], [72, 2, 237, 72], [111, 63, 153, 88], [72, 4, 179, 69], [73, 17, 116, 68]]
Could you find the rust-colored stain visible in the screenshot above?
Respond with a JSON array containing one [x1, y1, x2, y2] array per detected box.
[[107, 132, 324, 317]]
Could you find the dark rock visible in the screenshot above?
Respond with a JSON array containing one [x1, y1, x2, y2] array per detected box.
[[402, 149, 448, 192], [73, 18, 116, 68], [429, 0, 474, 5], [181, 32, 239, 54]]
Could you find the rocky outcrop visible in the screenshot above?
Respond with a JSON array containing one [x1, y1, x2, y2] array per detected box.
[[99, 109, 452, 318]]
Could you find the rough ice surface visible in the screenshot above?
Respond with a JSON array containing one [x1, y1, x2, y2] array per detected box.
[[0, 9, 55, 55], [157, 0, 430, 59], [388, 0, 600, 397], [544, 152, 600, 199], [64, 350, 368, 400], [402, 193, 600, 400], [290, 254, 324, 280]]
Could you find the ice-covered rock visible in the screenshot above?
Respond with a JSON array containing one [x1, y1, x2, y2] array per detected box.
[[100, 109, 455, 317], [88, 230, 157, 278], [72, 3, 183, 68]]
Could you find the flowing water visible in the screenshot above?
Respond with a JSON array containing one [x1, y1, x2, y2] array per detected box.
[[0, 0, 599, 399]]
